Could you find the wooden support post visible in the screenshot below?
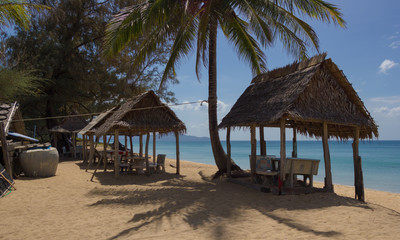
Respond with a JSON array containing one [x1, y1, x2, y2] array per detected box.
[[145, 133, 150, 176], [322, 122, 333, 192], [124, 135, 128, 152], [82, 134, 87, 163], [175, 131, 180, 175], [114, 130, 119, 177], [53, 133, 58, 153], [88, 134, 94, 167], [260, 126, 266, 156], [292, 127, 297, 158], [226, 127, 232, 178], [129, 134, 133, 156], [153, 132, 156, 164], [72, 132, 77, 159], [139, 135, 143, 157], [280, 118, 286, 183], [250, 125, 257, 182], [353, 127, 364, 202], [103, 135, 107, 171], [0, 122, 12, 177]]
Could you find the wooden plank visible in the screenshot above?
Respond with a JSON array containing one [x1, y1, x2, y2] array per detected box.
[[353, 127, 364, 201], [322, 122, 333, 192], [145, 133, 150, 176], [114, 130, 119, 177], [226, 127, 231, 177], [0, 122, 12, 178], [153, 132, 156, 164], [260, 126, 266, 156], [250, 125, 256, 182], [280, 118, 286, 182], [175, 131, 180, 175]]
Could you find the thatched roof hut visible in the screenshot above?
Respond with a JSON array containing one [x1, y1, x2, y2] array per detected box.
[[219, 53, 378, 140], [84, 91, 185, 177], [49, 117, 88, 134], [95, 91, 186, 136], [219, 54, 377, 201], [0, 102, 26, 135]]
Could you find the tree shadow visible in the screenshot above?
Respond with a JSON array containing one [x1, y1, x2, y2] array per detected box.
[[85, 170, 372, 239]]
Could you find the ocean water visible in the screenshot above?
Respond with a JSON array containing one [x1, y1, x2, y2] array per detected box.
[[121, 138, 400, 193]]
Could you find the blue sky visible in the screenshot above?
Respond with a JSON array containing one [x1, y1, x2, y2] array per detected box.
[[168, 0, 400, 140]]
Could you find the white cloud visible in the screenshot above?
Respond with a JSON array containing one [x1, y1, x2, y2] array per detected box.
[[372, 106, 400, 117], [389, 40, 400, 49], [379, 59, 399, 74], [370, 96, 400, 104]]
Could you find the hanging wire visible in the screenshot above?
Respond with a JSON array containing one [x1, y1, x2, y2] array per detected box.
[[10, 100, 208, 123]]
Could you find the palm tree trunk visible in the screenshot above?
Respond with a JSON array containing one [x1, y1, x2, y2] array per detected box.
[[208, 17, 240, 173]]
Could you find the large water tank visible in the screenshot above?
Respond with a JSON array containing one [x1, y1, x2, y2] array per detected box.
[[20, 147, 59, 177]]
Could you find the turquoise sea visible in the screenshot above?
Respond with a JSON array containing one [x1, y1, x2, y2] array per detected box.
[[121, 138, 400, 194]]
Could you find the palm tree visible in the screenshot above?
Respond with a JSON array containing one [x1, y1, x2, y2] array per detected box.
[[103, 0, 345, 174], [0, 0, 49, 30]]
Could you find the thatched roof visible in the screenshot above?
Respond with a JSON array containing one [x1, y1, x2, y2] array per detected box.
[[49, 117, 88, 134], [94, 91, 186, 136], [78, 106, 117, 135], [219, 54, 378, 140], [0, 102, 26, 135]]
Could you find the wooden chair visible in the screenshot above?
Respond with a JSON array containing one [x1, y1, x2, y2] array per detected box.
[[149, 154, 166, 173]]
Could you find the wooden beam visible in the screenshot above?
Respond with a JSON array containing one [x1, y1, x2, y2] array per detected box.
[[322, 122, 333, 192], [175, 131, 180, 175], [353, 127, 364, 202], [82, 135, 86, 163], [103, 135, 107, 171], [124, 135, 128, 152], [250, 125, 257, 182], [114, 130, 119, 177], [226, 127, 231, 177], [280, 118, 286, 183], [292, 127, 297, 158], [153, 132, 156, 164], [145, 133, 150, 176], [72, 133, 76, 159], [139, 135, 143, 157], [129, 134, 133, 156], [53, 133, 58, 154], [87, 134, 94, 169], [0, 122, 12, 177], [260, 126, 266, 156]]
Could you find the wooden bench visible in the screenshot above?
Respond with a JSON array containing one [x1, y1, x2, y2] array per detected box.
[[283, 158, 320, 187]]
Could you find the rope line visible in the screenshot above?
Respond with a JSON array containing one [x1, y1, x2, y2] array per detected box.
[[10, 100, 208, 123]]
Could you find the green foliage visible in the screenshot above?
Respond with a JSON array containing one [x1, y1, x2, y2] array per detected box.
[[0, 0, 50, 30], [0, 68, 45, 101], [104, 0, 345, 86], [3, 0, 177, 136]]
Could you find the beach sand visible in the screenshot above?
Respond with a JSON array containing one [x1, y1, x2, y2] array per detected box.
[[1, 157, 399, 240]]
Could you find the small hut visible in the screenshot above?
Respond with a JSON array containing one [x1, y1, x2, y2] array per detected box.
[[49, 117, 87, 158], [0, 102, 26, 135], [218, 54, 378, 201], [0, 102, 27, 177], [87, 91, 186, 176]]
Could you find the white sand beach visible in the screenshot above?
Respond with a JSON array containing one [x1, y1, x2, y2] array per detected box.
[[1, 158, 399, 240]]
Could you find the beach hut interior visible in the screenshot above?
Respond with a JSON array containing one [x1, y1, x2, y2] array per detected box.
[[219, 54, 378, 201], [79, 91, 186, 178], [49, 117, 87, 158]]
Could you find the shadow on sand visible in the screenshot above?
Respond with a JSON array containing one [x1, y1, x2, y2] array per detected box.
[[84, 166, 372, 240]]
